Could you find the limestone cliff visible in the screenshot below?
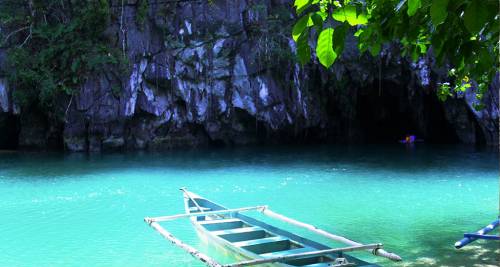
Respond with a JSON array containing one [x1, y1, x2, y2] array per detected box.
[[0, 0, 497, 151]]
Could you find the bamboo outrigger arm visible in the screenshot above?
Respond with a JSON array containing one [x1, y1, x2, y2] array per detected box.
[[223, 244, 382, 267], [259, 208, 403, 262], [146, 220, 223, 267], [145, 205, 267, 223], [180, 187, 204, 212]]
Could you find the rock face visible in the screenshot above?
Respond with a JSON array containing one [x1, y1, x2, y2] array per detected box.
[[0, 76, 19, 149], [0, 1, 497, 151]]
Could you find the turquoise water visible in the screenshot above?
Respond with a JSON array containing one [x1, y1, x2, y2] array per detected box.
[[0, 145, 498, 267]]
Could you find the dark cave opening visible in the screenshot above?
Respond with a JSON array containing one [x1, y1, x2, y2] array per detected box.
[[356, 81, 460, 144], [0, 113, 19, 150]]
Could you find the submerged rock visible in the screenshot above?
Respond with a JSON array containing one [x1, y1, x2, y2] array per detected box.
[[102, 136, 125, 151]]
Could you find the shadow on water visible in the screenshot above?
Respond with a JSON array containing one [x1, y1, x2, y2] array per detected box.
[[393, 225, 500, 266], [0, 144, 497, 180]]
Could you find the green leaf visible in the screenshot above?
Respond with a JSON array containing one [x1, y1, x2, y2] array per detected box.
[[294, 0, 309, 10], [332, 24, 347, 56], [332, 7, 346, 22], [431, 35, 444, 55], [357, 27, 372, 52], [71, 59, 80, 73], [306, 15, 315, 27], [354, 13, 368, 25], [430, 0, 448, 26], [410, 46, 419, 61], [332, 6, 367, 26], [292, 15, 310, 42], [296, 30, 310, 65], [294, 0, 311, 15], [418, 43, 427, 54], [437, 83, 451, 101], [477, 46, 493, 73], [463, 1, 488, 35], [316, 28, 337, 68], [315, 10, 327, 20], [369, 41, 381, 57], [354, 28, 364, 37], [407, 0, 421, 16], [310, 12, 325, 32]]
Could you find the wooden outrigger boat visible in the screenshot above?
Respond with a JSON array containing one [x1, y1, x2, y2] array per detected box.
[[455, 218, 500, 249], [144, 188, 402, 266]]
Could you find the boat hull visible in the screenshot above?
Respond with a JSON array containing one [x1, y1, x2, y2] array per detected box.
[[192, 221, 282, 267], [183, 191, 379, 267]]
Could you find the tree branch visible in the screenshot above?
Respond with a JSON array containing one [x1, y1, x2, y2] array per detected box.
[[1, 26, 30, 46]]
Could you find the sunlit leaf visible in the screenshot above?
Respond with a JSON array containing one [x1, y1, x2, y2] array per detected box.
[[354, 28, 364, 37], [332, 6, 367, 25], [355, 13, 368, 25], [316, 28, 337, 68], [418, 43, 427, 53], [343, 6, 357, 25], [294, 0, 311, 15], [316, 10, 328, 20], [407, 0, 421, 16], [332, 7, 347, 22], [294, 0, 309, 10]]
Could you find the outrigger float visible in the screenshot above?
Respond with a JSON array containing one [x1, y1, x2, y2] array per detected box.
[[455, 218, 500, 249], [144, 188, 402, 266]]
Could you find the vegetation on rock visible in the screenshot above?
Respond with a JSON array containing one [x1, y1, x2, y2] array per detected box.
[[0, 0, 124, 115]]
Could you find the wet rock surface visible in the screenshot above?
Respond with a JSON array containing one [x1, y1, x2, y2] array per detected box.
[[0, 1, 497, 151]]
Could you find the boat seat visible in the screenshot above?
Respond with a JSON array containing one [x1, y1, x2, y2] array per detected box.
[[199, 218, 245, 231], [301, 263, 334, 267], [233, 236, 295, 255], [188, 207, 210, 213], [232, 236, 288, 248], [211, 226, 263, 236], [213, 226, 272, 242], [199, 218, 240, 225], [300, 260, 355, 267], [260, 247, 314, 258]]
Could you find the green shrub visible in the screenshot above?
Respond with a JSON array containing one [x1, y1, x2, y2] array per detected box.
[[1, 0, 126, 114]]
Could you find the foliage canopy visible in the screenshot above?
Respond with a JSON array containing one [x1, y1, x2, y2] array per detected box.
[[292, 0, 499, 108]]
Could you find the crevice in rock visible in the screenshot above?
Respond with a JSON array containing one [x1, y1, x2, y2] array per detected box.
[[356, 80, 460, 144], [0, 113, 19, 150], [473, 117, 487, 146]]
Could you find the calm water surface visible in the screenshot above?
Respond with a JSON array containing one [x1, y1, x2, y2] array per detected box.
[[0, 145, 498, 267]]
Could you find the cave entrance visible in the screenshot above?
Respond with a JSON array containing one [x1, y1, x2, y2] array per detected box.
[[356, 81, 459, 144], [0, 113, 19, 149]]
